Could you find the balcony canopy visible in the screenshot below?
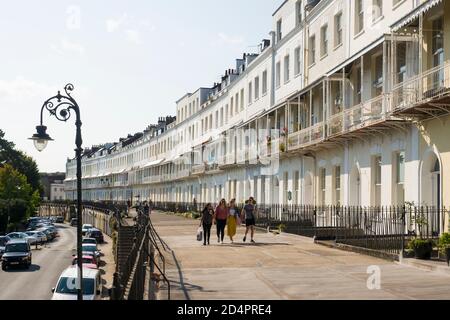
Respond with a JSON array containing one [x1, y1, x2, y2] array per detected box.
[[391, 0, 443, 32]]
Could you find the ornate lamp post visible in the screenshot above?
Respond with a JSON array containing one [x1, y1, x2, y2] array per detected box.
[[29, 83, 84, 300]]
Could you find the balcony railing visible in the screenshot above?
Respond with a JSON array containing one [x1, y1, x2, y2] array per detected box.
[[392, 61, 450, 113], [192, 164, 206, 175], [288, 122, 325, 151]]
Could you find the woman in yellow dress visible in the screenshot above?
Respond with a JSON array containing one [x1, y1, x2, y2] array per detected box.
[[227, 199, 239, 243]]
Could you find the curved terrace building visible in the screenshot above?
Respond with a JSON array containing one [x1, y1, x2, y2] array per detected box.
[[65, 0, 450, 225]]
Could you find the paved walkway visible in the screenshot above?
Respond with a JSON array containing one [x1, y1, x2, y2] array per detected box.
[[152, 212, 450, 300]]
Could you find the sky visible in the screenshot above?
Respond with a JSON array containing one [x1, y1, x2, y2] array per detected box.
[[0, 0, 281, 173]]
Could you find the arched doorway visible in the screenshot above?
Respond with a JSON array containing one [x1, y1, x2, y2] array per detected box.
[[304, 172, 313, 205], [421, 152, 442, 209], [349, 165, 361, 206]]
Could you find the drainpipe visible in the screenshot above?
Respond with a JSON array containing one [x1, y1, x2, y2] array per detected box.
[[269, 31, 276, 108]]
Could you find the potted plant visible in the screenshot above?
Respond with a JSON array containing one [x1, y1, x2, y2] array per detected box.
[[438, 233, 450, 266], [277, 224, 286, 234], [408, 238, 434, 260], [279, 143, 286, 152]]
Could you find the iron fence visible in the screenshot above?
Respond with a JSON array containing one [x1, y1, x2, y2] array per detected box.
[[151, 201, 446, 257]]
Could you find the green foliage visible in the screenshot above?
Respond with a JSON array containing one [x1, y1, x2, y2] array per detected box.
[[0, 129, 42, 194], [408, 238, 434, 260], [278, 224, 286, 233], [0, 164, 37, 232], [438, 233, 450, 254]]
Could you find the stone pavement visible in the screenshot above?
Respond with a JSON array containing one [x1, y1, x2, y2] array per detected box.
[[152, 212, 450, 300]]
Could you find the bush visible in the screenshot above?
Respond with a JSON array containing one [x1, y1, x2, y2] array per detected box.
[[438, 233, 450, 254], [408, 239, 434, 260]]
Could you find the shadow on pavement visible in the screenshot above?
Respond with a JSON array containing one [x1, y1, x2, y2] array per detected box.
[[3, 264, 41, 273]]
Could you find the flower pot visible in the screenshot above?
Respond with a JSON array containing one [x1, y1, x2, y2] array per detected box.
[[414, 242, 433, 260]]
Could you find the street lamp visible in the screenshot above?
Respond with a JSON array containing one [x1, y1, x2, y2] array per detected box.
[[29, 83, 84, 301]]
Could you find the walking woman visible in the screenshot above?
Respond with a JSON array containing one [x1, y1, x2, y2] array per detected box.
[[200, 203, 214, 246], [215, 199, 229, 244], [227, 199, 239, 243], [241, 197, 256, 243]]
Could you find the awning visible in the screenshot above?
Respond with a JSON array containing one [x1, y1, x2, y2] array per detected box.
[[192, 136, 212, 149], [391, 0, 443, 32], [326, 36, 386, 76], [142, 158, 165, 168], [238, 109, 266, 128]]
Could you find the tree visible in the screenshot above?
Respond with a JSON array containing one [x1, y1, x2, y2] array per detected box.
[[0, 164, 37, 232], [0, 129, 42, 193]]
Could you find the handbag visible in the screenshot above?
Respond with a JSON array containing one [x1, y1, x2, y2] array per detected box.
[[196, 226, 203, 241]]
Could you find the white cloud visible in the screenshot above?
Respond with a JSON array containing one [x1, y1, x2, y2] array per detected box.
[[125, 29, 143, 45], [106, 13, 128, 33], [51, 38, 86, 55], [0, 77, 57, 103], [216, 32, 245, 45]]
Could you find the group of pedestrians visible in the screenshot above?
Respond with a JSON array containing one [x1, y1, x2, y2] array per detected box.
[[199, 197, 258, 246]]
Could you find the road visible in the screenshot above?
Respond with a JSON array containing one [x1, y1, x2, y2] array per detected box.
[[0, 224, 77, 300]]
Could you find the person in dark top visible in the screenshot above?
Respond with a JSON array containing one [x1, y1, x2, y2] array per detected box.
[[241, 197, 257, 243], [200, 203, 214, 246], [143, 201, 150, 216], [215, 199, 229, 244]]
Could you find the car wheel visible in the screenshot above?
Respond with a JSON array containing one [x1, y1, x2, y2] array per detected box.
[[1, 264, 6, 271]]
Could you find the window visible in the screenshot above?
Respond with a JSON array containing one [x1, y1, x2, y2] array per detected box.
[[235, 93, 239, 113], [372, 156, 382, 206], [254, 76, 260, 100], [372, 0, 383, 21], [276, 62, 281, 88], [248, 82, 253, 104], [309, 35, 316, 65], [230, 97, 234, 117], [355, 0, 364, 34], [294, 171, 300, 204], [334, 166, 341, 205], [334, 12, 343, 47], [276, 19, 282, 42], [320, 24, 328, 57], [320, 168, 326, 205], [356, 67, 362, 104], [432, 17, 444, 83], [240, 89, 244, 111], [294, 47, 302, 76], [396, 152, 405, 184], [284, 55, 290, 83], [296, 1, 303, 26], [262, 70, 268, 95]]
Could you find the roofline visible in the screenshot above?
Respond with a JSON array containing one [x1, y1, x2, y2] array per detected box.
[[272, 0, 289, 17]]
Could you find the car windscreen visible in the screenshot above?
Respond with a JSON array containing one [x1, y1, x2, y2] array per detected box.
[[5, 243, 28, 253], [56, 277, 95, 295], [83, 239, 96, 244], [82, 246, 96, 253], [73, 258, 95, 265]]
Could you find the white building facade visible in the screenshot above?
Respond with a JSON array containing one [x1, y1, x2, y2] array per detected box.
[[65, 0, 450, 211]]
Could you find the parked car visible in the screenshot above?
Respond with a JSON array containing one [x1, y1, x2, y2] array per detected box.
[[79, 252, 99, 267], [26, 231, 47, 244], [1, 239, 32, 270], [51, 266, 102, 300], [82, 238, 97, 246], [0, 236, 11, 259], [38, 228, 54, 241], [86, 229, 104, 244], [40, 226, 58, 239], [7, 232, 34, 245], [81, 244, 101, 265], [70, 218, 78, 227], [81, 224, 94, 236], [55, 216, 65, 223], [71, 255, 98, 269]]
